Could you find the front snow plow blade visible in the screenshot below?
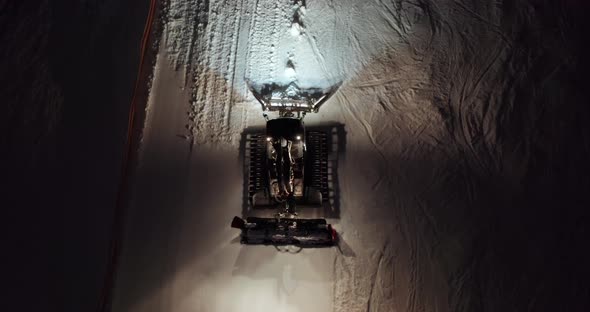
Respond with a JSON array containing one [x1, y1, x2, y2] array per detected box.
[[248, 81, 342, 113], [231, 216, 337, 247]]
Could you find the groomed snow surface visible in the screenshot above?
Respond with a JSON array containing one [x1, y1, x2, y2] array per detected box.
[[112, 1, 589, 312]]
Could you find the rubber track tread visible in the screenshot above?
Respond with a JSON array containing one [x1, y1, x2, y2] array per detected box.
[[306, 131, 329, 200], [247, 133, 267, 200]]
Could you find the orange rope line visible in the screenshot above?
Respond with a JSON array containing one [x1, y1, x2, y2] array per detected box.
[[97, 0, 157, 311]]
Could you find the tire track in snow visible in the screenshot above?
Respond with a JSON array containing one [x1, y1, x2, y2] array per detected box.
[[451, 0, 511, 45], [404, 199, 428, 312], [226, 0, 245, 129], [244, 0, 286, 84], [439, 2, 512, 175], [244, 0, 260, 81], [375, 0, 410, 43], [185, 0, 250, 143], [302, 1, 335, 83], [337, 91, 389, 191], [366, 240, 390, 312]]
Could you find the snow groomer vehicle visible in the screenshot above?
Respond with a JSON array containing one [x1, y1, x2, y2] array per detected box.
[[231, 82, 341, 246]]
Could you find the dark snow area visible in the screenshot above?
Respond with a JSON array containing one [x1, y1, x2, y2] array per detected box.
[[2, 1, 150, 311], [3, 1, 590, 312]]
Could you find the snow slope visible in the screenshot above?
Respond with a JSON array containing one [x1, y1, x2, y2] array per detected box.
[[112, 1, 589, 311]]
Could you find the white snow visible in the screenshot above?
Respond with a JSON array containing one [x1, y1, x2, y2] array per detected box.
[[111, 1, 584, 312]]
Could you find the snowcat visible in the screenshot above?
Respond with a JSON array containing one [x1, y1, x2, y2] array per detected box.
[[231, 82, 340, 246]]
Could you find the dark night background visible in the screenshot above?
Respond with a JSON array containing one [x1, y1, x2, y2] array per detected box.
[[2, 0, 589, 311], [2, 1, 150, 311]]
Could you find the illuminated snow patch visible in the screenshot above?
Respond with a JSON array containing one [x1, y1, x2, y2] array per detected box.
[[284, 67, 297, 80], [290, 23, 302, 37]]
